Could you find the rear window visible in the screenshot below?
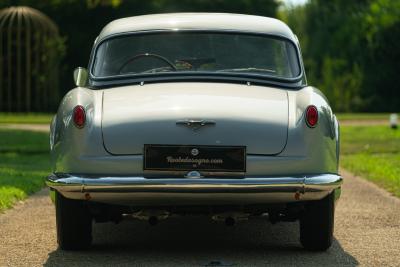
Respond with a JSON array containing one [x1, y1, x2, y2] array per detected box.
[[92, 32, 301, 79]]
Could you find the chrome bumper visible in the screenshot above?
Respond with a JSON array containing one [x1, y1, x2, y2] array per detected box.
[[46, 173, 342, 206]]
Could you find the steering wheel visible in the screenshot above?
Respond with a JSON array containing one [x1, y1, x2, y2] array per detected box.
[[118, 53, 177, 74]]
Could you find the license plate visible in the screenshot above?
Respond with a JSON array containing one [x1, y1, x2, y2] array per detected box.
[[144, 145, 246, 172]]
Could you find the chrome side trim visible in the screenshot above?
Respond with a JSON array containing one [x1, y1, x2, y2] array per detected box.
[[46, 173, 342, 205]]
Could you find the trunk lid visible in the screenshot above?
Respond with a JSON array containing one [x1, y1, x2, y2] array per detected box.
[[101, 82, 288, 155]]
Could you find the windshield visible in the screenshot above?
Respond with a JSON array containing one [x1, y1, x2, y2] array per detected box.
[[92, 32, 301, 80]]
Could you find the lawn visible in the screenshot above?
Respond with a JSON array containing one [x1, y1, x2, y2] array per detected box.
[[0, 112, 53, 124], [336, 113, 390, 121], [0, 129, 50, 212], [341, 125, 400, 197]]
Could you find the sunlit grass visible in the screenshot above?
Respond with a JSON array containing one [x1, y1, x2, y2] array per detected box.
[[337, 113, 391, 121], [0, 129, 49, 212], [341, 125, 400, 197], [0, 162, 48, 210], [0, 112, 53, 124], [341, 153, 400, 197], [341, 125, 400, 155]]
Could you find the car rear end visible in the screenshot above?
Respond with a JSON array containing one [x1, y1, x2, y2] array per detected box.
[[49, 82, 341, 205], [47, 13, 342, 251]]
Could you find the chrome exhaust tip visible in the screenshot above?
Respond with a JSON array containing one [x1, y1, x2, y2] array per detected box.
[[126, 209, 170, 224], [212, 212, 249, 225]]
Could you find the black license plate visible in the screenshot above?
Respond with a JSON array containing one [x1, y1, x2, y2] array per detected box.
[[144, 145, 246, 172]]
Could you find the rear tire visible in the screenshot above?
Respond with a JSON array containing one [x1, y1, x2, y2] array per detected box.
[[55, 191, 92, 250], [300, 192, 334, 251]]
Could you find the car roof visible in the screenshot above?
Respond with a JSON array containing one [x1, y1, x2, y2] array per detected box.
[[97, 13, 297, 42]]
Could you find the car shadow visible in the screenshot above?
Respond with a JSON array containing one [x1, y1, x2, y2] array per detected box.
[[44, 216, 358, 266]]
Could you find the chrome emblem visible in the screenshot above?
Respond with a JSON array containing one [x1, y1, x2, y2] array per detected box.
[[176, 119, 216, 131], [191, 148, 199, 156], [184, 170, 203, 179]]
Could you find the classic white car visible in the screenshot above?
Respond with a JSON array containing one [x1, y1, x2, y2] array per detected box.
[[47, 13, 342, 251]]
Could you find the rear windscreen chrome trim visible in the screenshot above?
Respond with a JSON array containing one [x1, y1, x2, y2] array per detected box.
[[89, 74, 305, 90], [87, 29, 306, 87]]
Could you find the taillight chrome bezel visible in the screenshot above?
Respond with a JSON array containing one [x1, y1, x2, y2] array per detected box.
[[73, 105, 86, 128], [305, 105, 318, 128]]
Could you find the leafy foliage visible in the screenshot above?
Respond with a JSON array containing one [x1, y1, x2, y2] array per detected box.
[[281, 0, 400, 112], [2, 0, 398, 112]]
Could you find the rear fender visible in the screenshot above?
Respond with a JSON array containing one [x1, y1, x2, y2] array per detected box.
[[51, 87, 105, 173], [283, 86, 339, 174]]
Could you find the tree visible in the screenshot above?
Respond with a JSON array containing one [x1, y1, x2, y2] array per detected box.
[[281, 0, 400, 112]]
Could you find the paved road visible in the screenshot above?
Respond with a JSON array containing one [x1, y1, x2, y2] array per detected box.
[[1, 170, 399, 267]]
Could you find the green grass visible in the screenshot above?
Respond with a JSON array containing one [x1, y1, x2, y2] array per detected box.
[[0, 129, 49, 153], [337, 113, 390, 121], [341, 126, 400, 155], [0, 112, 53, 124], [341, 125, 400, 197], [0, 129, 50, 212]]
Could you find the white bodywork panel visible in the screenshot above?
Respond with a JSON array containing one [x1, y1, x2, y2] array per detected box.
[[101, 83, 288, 155]]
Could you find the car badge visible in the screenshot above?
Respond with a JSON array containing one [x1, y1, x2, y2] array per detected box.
[[176, 119, 216, 131], [191, 148, 199, 156], [184, 170, 203, 179]]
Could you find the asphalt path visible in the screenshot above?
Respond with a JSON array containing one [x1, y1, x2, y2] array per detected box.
[[1, 169, 399, 266]]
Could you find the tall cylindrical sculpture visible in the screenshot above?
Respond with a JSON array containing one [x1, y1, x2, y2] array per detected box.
[[0, 6, 63, 112]]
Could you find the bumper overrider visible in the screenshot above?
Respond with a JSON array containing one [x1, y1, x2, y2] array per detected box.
[[46, 173, 342, 206]]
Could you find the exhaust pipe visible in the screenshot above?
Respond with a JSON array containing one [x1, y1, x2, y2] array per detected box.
[[212, 212, 248, 225], [126, 209, 170, 224]]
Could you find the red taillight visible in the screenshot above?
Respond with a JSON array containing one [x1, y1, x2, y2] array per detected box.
[[73, 105, 85, 128], [305, 105, 318, 128]]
